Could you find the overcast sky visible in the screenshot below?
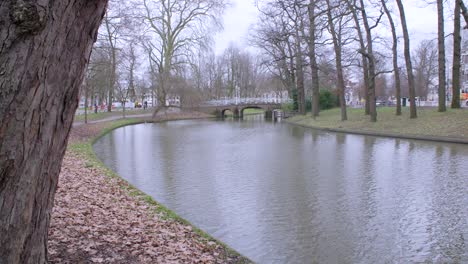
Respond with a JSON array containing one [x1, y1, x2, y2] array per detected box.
[[213, 0, 451, 55]]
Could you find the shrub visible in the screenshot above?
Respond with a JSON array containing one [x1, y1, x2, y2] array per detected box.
[[282, 102, 295, 112], [291, 89, 298, 111], [318, 89, 338, 110]]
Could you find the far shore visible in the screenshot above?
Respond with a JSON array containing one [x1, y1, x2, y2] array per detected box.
[[286, 107, 468, 144]]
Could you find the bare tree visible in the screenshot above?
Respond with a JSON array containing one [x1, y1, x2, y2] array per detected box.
[[0, 1, 107, 262], [142, 0, 226, 114], [326, 0, 349, 121], [413, 40, 438, 101], [356, 0, 384, 122], [395, 0, 417, 118], [346, 0, 371, 115], [381, 0, 402, 115], [117, 41, 139, 118], [437, 0, 447, 111], [286, 1, 307, 115], [98, 0, 130, 112], [308, 0, 321, 118], [452, 0, 462, 108]]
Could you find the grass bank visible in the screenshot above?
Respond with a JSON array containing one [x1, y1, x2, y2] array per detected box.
[[287, 107, 468, 143], [67, 118, 251, 263]]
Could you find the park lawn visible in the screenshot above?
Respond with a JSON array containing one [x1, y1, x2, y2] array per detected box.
[[288, 107, 468, 141], [74, 109, 151, 122]]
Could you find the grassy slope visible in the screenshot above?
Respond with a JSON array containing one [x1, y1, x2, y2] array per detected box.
[[68, 119, 251, 263], [288, 107, 468, 140]]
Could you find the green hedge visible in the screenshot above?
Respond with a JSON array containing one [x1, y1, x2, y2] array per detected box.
[[284, 89, 339, 113]]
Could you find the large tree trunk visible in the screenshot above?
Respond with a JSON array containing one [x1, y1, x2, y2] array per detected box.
[[396, 0, 417, 118], [437, 0, 447, 112], [452, 0, 462, 108], [0, 1, 107, 263], [381, 0, 402, 116], [308, 0, 320, 118]]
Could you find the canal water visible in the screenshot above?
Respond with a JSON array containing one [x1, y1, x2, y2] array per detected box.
[[94, 116, 468, 263]]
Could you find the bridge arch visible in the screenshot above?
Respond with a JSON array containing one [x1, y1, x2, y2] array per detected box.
[[221, 108, 243, 118], [240, 106, 267, 117], [221, 108, 234, 117]]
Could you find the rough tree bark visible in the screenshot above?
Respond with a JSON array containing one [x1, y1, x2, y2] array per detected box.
[[381, 0, 402, 116], [437, 0, 447, 112], [0, 1, 108, 263], [452, 0, 462, 108], [395, 0, 417, 118]]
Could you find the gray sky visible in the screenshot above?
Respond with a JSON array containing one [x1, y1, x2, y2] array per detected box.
[[213, 0, 450, 55], [214, 0, 259, 54]]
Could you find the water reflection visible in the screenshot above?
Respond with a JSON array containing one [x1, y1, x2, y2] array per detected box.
[[94, 117, 468, 263]]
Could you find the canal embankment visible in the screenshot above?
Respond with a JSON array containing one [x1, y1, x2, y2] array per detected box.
[[48, 111, 251, 263], [286, 107, 468, 144]]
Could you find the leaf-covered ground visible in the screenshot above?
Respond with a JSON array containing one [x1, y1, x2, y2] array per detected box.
[[48, 112, 248, 263]]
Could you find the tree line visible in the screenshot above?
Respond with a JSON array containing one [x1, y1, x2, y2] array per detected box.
[[84, 0, 290, 117], [252, 0, 468, 122]]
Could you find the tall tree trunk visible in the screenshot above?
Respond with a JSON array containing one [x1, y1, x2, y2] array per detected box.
[[0, 1, 107, 263], [437, 0, 447, 112], [452, 0, 462, 108], [347, 0, 371, 115], [359, 0, 377, 122], [308, 0, 320, 118], [326, 0, 347, 121], [395, 0, 417, 118], [381, 0, 402, 115]]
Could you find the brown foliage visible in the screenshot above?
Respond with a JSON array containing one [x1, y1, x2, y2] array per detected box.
[[49, 116, 244, 263]]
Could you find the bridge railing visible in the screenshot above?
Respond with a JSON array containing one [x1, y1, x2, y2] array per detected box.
[[202, 97, 292, 106]]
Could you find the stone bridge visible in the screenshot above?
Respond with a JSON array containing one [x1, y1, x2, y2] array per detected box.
[[195, 98, 290, 118], [199, 102, 283, 118]]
